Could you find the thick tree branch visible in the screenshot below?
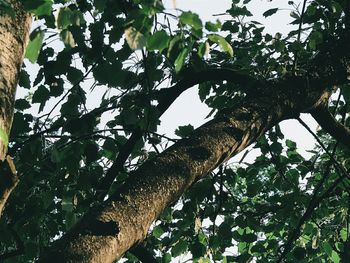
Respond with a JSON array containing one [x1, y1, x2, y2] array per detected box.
[[97, 68, 263, 199], [38, 81, 331, 262], [311, 105, 350, 149]]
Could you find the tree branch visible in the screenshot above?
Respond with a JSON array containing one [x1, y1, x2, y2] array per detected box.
[[311, 105, 350, 149], [96, 68, 262, 199], [38, 82, 331, 262]]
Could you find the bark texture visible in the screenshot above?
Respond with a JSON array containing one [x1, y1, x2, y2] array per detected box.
[[311, 105, 350, 148], [0, 0, 31, 161], [38, 84, 331, 263]]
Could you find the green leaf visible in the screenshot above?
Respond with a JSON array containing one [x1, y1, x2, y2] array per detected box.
[[308, 31, 323, 50], [152, 225, 164, 238], [93, 0, 107, 11], [32, 85, 50, 108], [15, 99, 31, 111], [22, 0, 52, 16], [286, 139, 296, 150], [124, 27, 146, 50], [274, 40, 285, 52], [0, 127, 8, 147], [18, 70, 31, 89], [60, 29, 75, 48], [208, 34, 233, 57], [198, 42, 209, 58], [147, 30, 170, 52], [62, 195, 73, 212], [65, 211, 77, 230], [227, 5, 252, 17], [102, 138, 118, 160], [241, 233, 257, 243], [293, 247, 306, 259], [340, 228, 348, 241], [162, 253, 172, 263], [331, 251, 340, 263], [322, 242, 340, 263], [179, 11, 202, 30], [205, 21, 221, 32], [174, 47, 190, 73], [25, 29, 44, 63], [32, 85, 50, 112], [171, 239, 188, 257], [56, 7, 84, 30], [322, 241, 333, 257], [51, 146, 62, 163], [67, 67, 84, 84], [263, 8, 279, 17], [56, 7, 73, 29], [175, 124, 194, 138]]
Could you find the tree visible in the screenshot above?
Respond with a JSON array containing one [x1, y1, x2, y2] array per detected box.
[[0, 0, 350, 262]]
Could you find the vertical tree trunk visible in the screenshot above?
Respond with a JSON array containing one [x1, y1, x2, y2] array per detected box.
[[0, 0, 31, 217], [0, 0, 31, 160]]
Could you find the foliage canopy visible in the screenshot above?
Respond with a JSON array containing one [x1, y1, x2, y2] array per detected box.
[[1, 0, 350, 262]]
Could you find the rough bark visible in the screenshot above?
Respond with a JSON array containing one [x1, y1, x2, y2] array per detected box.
[[0, 0, 31, 218], [0, 0, 31, 161], [0, 0, 348, 261], [38, 83, 331, 262]]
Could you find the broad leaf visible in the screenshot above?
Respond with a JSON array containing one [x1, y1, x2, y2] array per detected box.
[[25, 29, 44, 63], [124, 27, 146, 50], [263, 8, 278, 17], [208, 34, 234, 56]]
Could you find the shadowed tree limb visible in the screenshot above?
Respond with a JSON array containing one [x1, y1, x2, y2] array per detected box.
[[37, 80, 332, 262], [311, 105, 350, 149]]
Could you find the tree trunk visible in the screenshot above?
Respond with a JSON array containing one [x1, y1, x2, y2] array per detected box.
[[38, 85, 331, 263], [0, 0, 31, 217], [0, 0, 31, 160]]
